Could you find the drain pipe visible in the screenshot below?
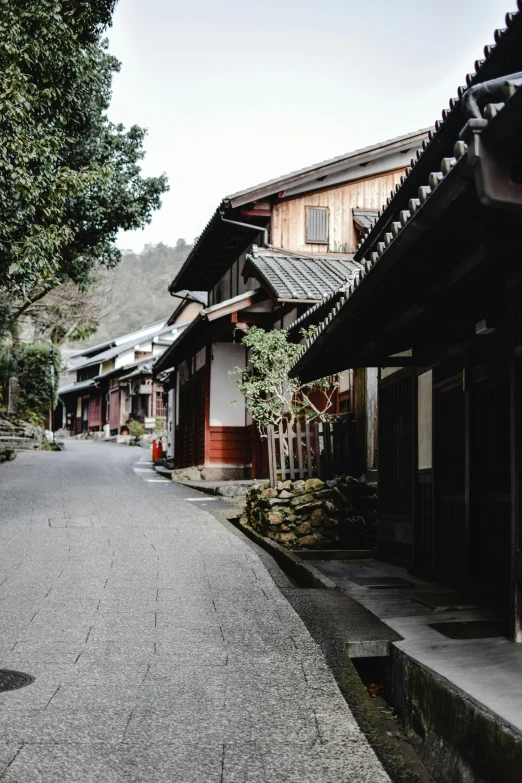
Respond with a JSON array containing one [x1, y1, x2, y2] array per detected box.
[[219, 212, 270, 248]]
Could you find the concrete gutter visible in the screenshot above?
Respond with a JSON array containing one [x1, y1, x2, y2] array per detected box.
[[228, 518, 338, 590]]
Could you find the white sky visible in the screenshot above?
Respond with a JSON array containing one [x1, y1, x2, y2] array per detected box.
[[108, 0, 513, 252]]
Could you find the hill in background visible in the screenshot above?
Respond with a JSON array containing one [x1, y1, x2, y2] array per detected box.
[[79, 240, 193, 346]]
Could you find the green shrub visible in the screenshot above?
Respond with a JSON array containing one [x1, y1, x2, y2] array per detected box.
[[14, 344, 61, 426], [128, 419, 146, 439]]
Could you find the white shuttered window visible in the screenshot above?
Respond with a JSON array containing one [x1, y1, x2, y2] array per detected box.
[[305, 207, 328, 244]]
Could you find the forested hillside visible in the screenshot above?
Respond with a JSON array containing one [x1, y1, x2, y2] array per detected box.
[[79, 240, 192, 346]]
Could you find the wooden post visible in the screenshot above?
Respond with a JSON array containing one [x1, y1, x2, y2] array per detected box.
[[314, 422, 321, 478], [296, 422, 304, 479], [288, 424, 295, 480], [324, 422, 334, 479], [278, 422, 286, 482], [305, 422, 313, 478], [267, 425, 275, 488], [510, 287, 522, 642], [333, 421, 341, 475], [463, 368, 471, 586]]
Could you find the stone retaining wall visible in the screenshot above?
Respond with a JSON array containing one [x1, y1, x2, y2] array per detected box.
[[243, 476, 377, 549]]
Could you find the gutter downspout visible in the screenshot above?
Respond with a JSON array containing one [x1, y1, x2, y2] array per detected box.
[[219, 214, 270, 248]]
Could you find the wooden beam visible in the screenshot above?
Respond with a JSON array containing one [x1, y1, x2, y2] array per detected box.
[[231, 311, 270, 325], [240, 208, 272, 217]]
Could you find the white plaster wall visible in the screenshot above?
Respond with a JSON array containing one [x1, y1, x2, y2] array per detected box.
[[115, 349, 135, 369], [210, 343, 246, 426], [418, 370, 433, 470], [339, 370, 350, 393]]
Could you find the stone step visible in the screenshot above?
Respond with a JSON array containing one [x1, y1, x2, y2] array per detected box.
[[0, 437, 38, 449]]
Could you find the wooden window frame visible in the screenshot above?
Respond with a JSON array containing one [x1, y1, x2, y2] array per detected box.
[[305, 206, 329, 245]]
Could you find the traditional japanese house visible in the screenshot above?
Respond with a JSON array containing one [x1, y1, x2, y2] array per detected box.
[[154, 131, 428, 478], [58, 293, 205, 435], [290, 9, 522, 642]]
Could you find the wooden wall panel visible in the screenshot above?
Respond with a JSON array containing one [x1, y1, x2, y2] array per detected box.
[[271, 169, 405, 254], [208, 426, 250, 465]]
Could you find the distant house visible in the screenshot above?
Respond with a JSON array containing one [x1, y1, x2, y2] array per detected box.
[[289, 13, 522, 640], [57, 292, 206, 436], [154, 131, 428, 479]]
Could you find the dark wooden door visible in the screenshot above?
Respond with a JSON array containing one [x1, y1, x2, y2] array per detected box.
[[470, 373, 511, 610], [378, 371, 415, 560], [178, 374, 205, 468]]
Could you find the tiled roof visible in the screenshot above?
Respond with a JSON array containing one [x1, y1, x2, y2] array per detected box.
[[290, 66, 522, 378], [58, 378, 96, 396], [244, 247, 362, 302], [286, 282, 353, 336], [352, 210, 379, 232]]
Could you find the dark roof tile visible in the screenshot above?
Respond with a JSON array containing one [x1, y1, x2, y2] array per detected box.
[[245, 248, 362, 302]]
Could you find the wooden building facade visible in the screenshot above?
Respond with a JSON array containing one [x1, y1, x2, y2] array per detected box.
[[155, 131, 427, 479], [290, 13, 522, 640]]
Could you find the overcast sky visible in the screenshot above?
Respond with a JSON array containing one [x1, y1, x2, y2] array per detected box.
[[107, 0, 513, 252]]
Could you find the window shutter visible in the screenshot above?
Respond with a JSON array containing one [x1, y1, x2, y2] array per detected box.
[[306, 207, 328, 244]]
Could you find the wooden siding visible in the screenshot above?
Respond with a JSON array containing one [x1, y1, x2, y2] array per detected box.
[[88, 394, 102, 431], [178, 374, 205, 468], [208, 426, 250, 465], [109, 388, 120, 432], [271, 169, 405, 254]]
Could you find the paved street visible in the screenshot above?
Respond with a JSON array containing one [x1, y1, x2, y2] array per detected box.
[[0, 440, 390, 782]]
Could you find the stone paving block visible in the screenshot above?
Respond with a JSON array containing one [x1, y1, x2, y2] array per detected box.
[[123, 707, 227, 745], [9, 641, 81, 663]]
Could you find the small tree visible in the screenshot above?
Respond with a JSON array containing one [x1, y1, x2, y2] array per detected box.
[[9, 344, 61, 426], [231, 326, 338, 437]]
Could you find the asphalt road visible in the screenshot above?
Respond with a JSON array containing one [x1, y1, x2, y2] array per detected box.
[[0, 439, 390, 782]]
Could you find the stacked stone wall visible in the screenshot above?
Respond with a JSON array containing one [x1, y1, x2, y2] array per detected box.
[[242, 476, 377, 549]]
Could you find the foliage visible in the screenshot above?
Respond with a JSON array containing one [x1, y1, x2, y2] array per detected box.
[[0, 295, 14, 340], [0, 1, 168, 306], [127, 419, 146, 439], [68, 242, 193, 347], [231, 327, 338, 436], [2, 344, 61, 425]]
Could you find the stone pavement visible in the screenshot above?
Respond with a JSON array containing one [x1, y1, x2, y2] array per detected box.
[[0, 440, 390, 782]]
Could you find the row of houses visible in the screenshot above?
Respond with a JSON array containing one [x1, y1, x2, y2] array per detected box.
[[150, 6, 522, 646], [57, 292, 206, 436]]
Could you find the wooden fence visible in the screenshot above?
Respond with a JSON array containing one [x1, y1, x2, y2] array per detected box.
[[266, 418, 356, 487]]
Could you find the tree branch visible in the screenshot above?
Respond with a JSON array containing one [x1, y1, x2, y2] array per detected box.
[[11, 287, 55, 320]]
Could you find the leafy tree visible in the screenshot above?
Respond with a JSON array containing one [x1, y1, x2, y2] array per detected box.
[[0, 1, 168, 309], [1, 344, 61, 426], [231, 327, 338, 437]]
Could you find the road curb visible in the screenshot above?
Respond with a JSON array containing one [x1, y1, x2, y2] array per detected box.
[[227, 517, 337, 590]]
